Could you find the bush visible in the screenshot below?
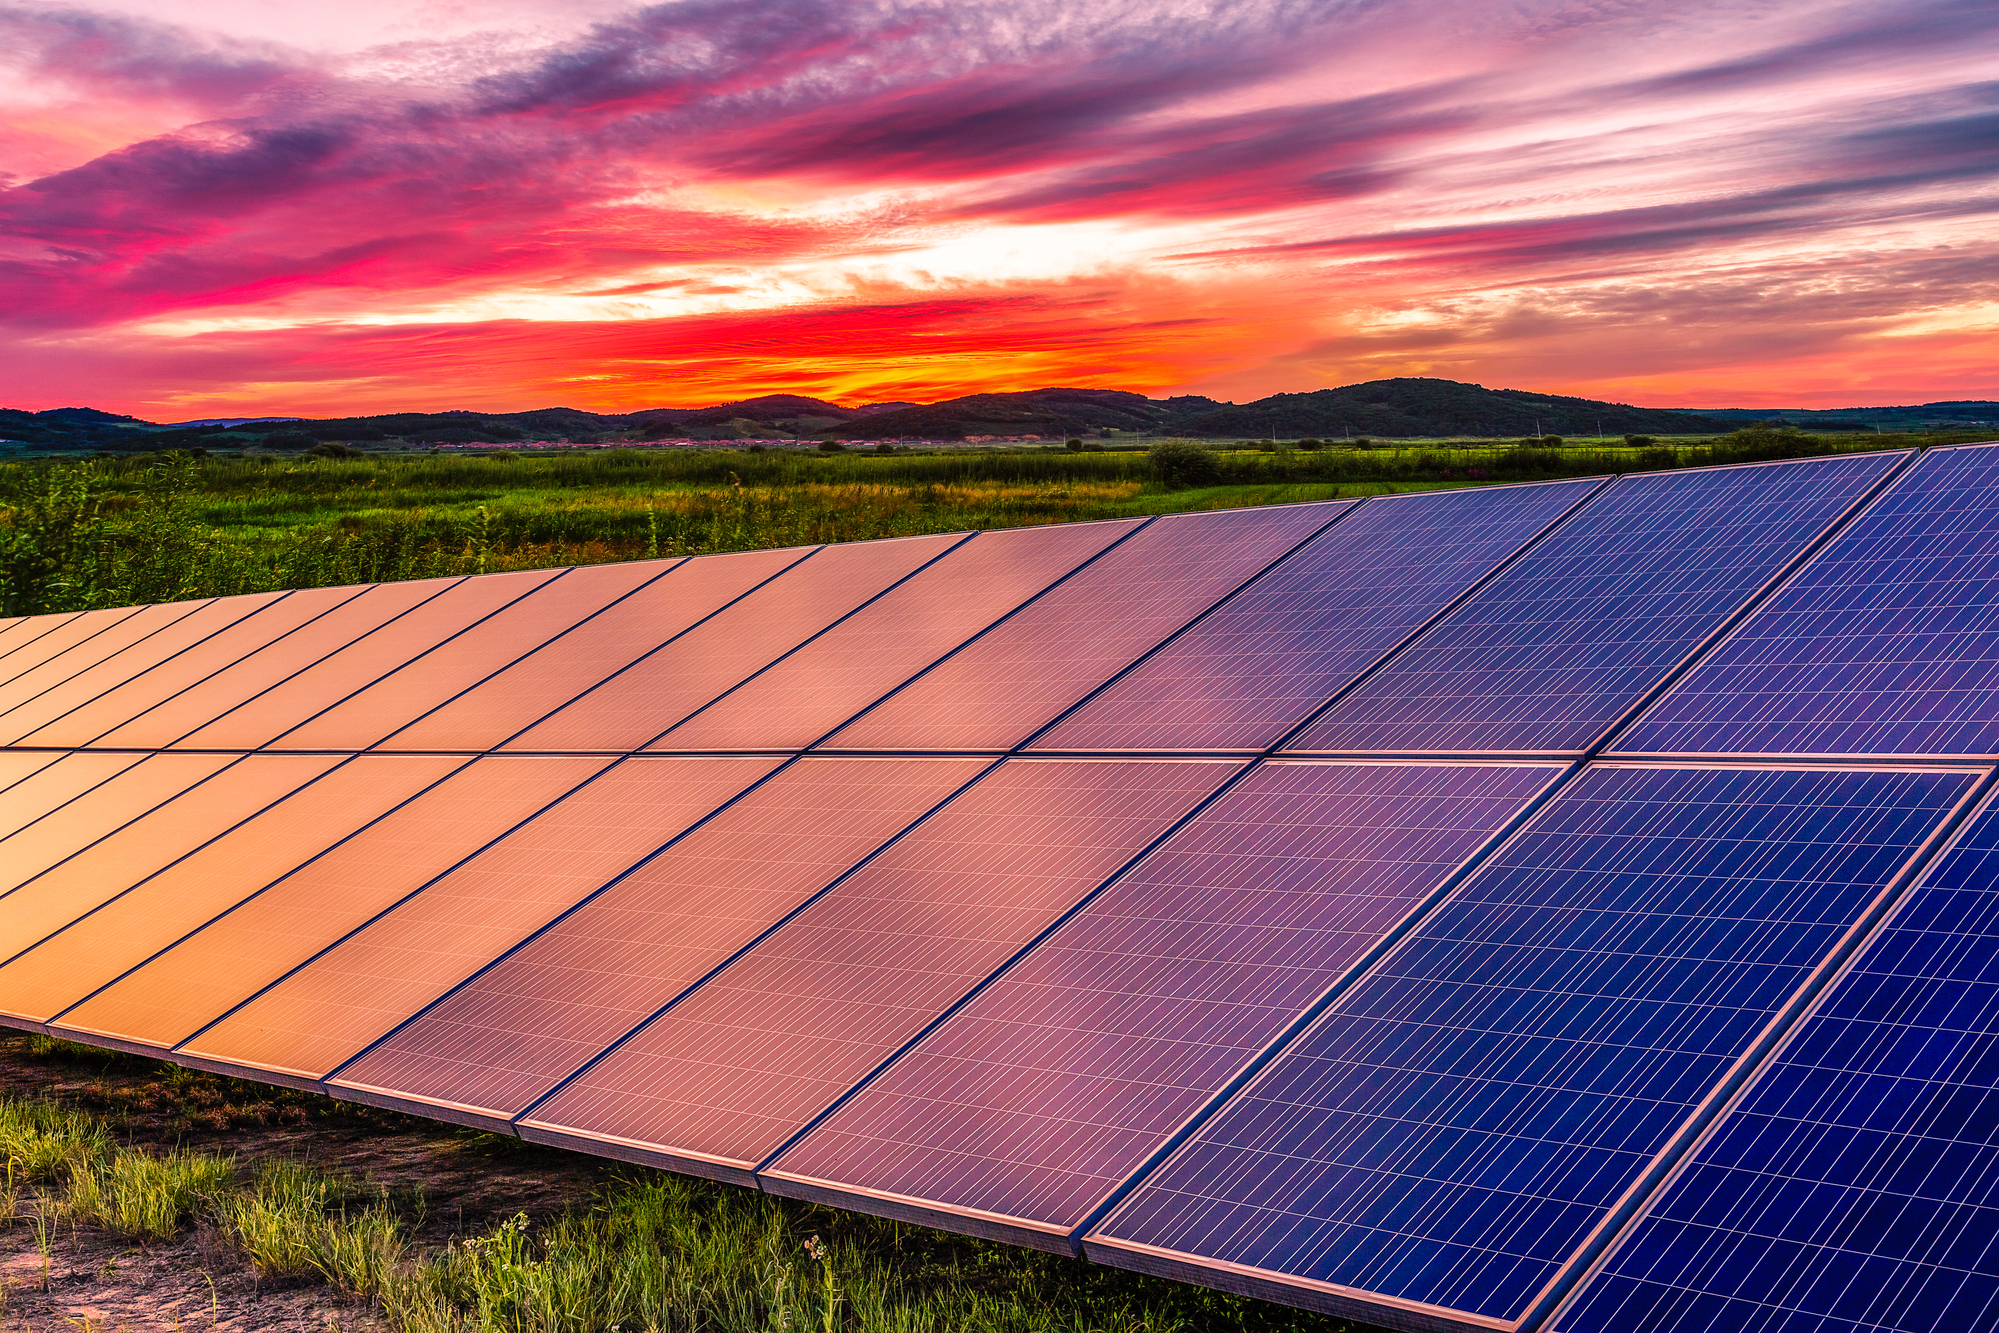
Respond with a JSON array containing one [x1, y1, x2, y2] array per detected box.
[[816, 440, 847, 453], [1066, 438, 1085, 451], [306, 441, 362, 459], [1148, 440, 1220, 489], [1297, 438, 1324, 450], [1352, 437, 1375, 449], [1540, 435, 1565, 446], [1623, 434, 1656, 447], [1636, 447, 1678, 470]]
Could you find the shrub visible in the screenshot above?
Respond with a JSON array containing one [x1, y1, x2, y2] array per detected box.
[[306, 441, 362, 459], [1352, 437, 1375, 448], [1540, 435, 1565, 445], [1066, 438, 1084, 451], [1623, 434, 1656, 447], [1637, 447, 1678, 470], [1297, 438, 1324, 451], [1148, 440, 1219, 489], [816, 441, 847, 453]]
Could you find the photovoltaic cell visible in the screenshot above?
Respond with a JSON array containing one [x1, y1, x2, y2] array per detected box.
[[0, 608, 139, 688], [1288, 452, 1910, 755], [178, 755, 782, 1082], [387, 544, 815, 753], [269, 558, 676, 750], [54, 754, 616, 1053], [0, 591, 291, 744], [1557, 789, 1999, 1333], [0, 751, 240, 894], [332, 756, 991, 1127], [0, 598, 220, 720], [1619, 442, 1999, 758], [0, 751, 148, 839], [1090, 763, 1978, 1326], [172, 568, 564, 752], [767, 760, 1564, 1246], [7, 584, 374, 748], [1033, 480, 1604, 753], [824, 505, 1343, 752], [649, 520, 1143, 752], [521, 757, 1242, 1181], [496, 535, 965, 754], [88, 577, 464, 750], [0, 753, 346, 972], [0, 755, 466, 1026]]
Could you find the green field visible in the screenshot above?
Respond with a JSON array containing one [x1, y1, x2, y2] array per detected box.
[[2, 426, 1988, 616]]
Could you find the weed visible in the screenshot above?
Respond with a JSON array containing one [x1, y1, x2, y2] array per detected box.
[[65, 1147, 235, 1240]]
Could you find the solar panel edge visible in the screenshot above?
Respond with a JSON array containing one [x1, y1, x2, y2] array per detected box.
[[762, 1170, 1084, 1255], [760, 757, 1576, 1251], [161, 753, 621, 1058], [257, 565, 576, 750], [1534, 765, 1999, 1333], [1082, 759, 1988, 1331], [822, 503, 1357, 755], [0, 607, 146, 690], [0, 598, 227, 732], [1286, 450, 1920, 759], [36, 753, 486, 1034], [514, 1121, 761, 1187], [1606, 443, 1979, 760]]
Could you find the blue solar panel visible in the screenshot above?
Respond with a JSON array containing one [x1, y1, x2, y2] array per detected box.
[[1089, 763, 1979, 1326], [1030, 480, 1604, 753], [1285, 453, 1909, 755], [1555, 786, 1999, 1333], [1619, 443, 1999, 758]]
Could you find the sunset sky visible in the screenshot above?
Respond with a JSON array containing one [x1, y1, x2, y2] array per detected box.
[[2, 0, 1993, 418]]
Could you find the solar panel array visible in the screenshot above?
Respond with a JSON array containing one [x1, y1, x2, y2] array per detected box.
[[9, 445, 1999, 1333]]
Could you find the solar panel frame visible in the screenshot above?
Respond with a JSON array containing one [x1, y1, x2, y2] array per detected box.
[[1613, 441, 1999, 761], [760, 758, 1572, 1253], [1084, 759, 1989, 1332], [1283, 452, 1917, 759], [1546, 771, 1999, 1333], [1029, 479, 1610, 756]]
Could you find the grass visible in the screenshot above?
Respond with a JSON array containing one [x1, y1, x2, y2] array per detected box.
[[5, 426, 1988, 615], [0, 1085, 1355, 1333]]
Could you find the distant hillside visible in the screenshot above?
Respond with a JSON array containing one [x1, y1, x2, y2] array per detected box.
[[5, 379, 1965, 452]]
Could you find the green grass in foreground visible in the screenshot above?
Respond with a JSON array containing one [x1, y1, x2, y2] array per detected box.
[[0, 1082, 1355, 1333], [4, 427, 1987, 615]]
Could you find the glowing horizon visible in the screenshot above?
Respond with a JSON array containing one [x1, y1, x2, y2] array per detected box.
[[2, 0, 1993, 419]]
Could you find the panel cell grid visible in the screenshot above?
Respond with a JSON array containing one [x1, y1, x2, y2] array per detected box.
[[1288, 453, 1908, 755], [767, 759, 1564, 1242], [824, 504, 1343, 752], [1557, 790, 1999, 1333], [1619, 442, 1999, 758], [1035, 480, 1603, 753], [520, 757, 1242, 1179], [1091, 763, 1978, 1325], [0, 599, 220, 720]]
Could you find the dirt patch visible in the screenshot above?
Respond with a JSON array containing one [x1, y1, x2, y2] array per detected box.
[[0, 1036, 617, 1331]]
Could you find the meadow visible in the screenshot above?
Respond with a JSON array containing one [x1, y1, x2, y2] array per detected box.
[[3, 427, 1980, 616]]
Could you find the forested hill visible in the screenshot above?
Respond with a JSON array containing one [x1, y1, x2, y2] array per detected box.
[[0, 379, 1784, 451]]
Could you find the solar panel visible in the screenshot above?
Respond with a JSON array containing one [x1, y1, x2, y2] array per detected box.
[[7, 584, 375, 748], [1553, 785, 1999, 1333], [0, 607, 142, 688], [1088, 762, 1980, 1327], [1288, 452, 1910, 755], [53, 754, 617, 1056], [1033, 480, 1604, 753], [1619, 442, 1999, 758], [493, 534, 966, 754], [821, 505, 1344, 752], [332, 756, 992, 1128], [0, 749, 68, 802], [0, 612, 88, 670], [0, 751, 150, 841], [765, 759, 1565, 1248], [0, 592, 292, 745], [519, 757, 1242, 1181], [81, 579, 464, 750], [171, 568, 565, 752], [649, 520, 1144, 752], [175, 755, 782, 1082], [0, 755, 466, 1027], [0, 598, 224, 719], [267, 558, 676, 750], [0, 751, 241, 894]]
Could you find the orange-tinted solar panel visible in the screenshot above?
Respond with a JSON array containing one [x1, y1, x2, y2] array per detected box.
[[0, 755, 466, 1025], [0, 752, 151, 841], [178, 755, 782, 1081], [652, 521, 1143, 752], [0, 608, 138, 687], [0, 612, 85, 668], [333, 755, 991, 1126], [0, 592, 291, 744], [503, 535, 967, 754], [271, 560, 679, 751], [0, 600, 217, 718], [11, 584, 373, 748], [0, 752, 239, 893], [0, 753, 345, 971], [389, 546, 813, 753], [55, 755, 616, 1053], [89, 578, 460, 750], [174, 569, 564, 751]]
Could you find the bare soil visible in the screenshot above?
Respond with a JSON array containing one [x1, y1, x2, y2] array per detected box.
[[0, 1037, 618, 1332]]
